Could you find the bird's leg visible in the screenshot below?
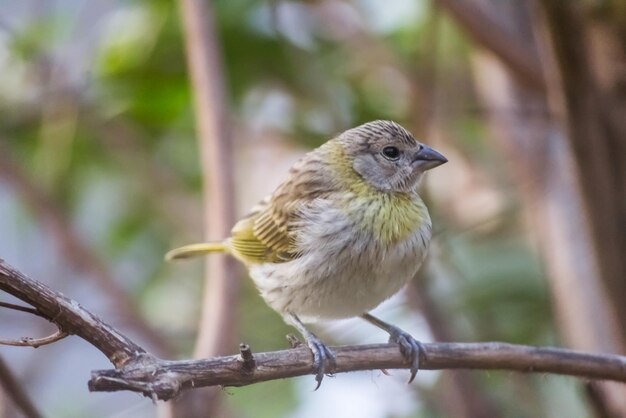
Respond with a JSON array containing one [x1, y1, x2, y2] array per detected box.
[[285, 314, 336, 389], [361, 312, 424, 383]]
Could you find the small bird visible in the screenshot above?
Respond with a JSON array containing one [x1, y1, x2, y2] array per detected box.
[[166, 120, 447, 387]]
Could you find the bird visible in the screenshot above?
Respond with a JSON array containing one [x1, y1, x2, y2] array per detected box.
[[166, 120, 447, 388]]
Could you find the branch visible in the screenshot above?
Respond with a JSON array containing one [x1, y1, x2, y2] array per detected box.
[[88, 342, 626, 400], [0, 259, 144, 368], [0, 301, 44, 318], [177, 0, 239, 359], [174, 0, 239, 414], [407, 277, 500, 417], [0, 329, 68, 348], [0, 145, 171, 357], [0, 355, 42, 418], [435, 0, 546, 91], [2, 258, 626, 402]]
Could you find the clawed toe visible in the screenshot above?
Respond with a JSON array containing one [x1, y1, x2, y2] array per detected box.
[[361, 313, 425, 383], [307, 337, 336, 389], [286, 314, 336, 389], [388, 328, 424, 383]]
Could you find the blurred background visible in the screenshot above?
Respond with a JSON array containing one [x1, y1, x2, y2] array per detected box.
[[1, 0, 625, 417]]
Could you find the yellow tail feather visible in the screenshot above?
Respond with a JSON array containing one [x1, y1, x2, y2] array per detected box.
[[164, 242, 227, 261]]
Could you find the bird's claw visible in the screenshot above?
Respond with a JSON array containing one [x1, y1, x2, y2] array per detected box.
[[286, 314, 336, 389], [306, 335, 336, 390], [387, 327, 424, 383]]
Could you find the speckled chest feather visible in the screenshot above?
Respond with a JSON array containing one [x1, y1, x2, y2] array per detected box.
[[249, 190, 432, 322]]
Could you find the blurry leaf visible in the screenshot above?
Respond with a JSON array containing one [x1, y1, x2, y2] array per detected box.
[[445, 234, 552, 344], [227, 378, 297, 418], [9, 15, 67, 60]]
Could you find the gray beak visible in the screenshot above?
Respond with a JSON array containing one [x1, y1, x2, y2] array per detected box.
[[412, 145, 448, 171]]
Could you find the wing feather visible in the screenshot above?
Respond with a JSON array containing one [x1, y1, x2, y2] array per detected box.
[[228, 146, 339, 265]]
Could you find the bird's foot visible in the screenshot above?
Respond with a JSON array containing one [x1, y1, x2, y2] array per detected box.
[[304, 333, 336, 390], [286, 313, 336, 389], [386, 325, 424, 383]]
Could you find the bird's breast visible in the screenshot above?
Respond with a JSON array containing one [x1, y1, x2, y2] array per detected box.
[[346, 191, 429, 244], [249, 193, 432, 322]]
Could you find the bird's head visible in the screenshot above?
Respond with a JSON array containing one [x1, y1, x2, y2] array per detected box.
[[338, 120, 447, 193]]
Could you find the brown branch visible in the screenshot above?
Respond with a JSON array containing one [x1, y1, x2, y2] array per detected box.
[[435, 0, 546, 91], [177, 0, 239, 360], [2, 258, 626, 403], [0, 301, 44, 318], [175, 0, 239, 415], [88, 342, 626, 400], [0, 329, 68, 348], [0, 259, 145, 368], [0, 144, 171, 357], [0, 355, 42, 418]]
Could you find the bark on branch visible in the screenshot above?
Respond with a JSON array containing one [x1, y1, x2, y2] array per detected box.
[[1, 258, 625, 402], [88, 342, 626, 400], [0, 259, 145, 368]]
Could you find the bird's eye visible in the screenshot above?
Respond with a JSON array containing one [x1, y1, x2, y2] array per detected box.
[[382, 146, 401, 160]]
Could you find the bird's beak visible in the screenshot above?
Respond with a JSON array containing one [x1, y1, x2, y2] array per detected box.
[[412, 145, 448, 172]]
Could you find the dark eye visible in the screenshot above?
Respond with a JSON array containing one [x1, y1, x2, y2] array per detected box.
[[382, 146, 401, 160]]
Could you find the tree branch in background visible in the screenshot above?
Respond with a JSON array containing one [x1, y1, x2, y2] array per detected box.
[[407, 277, 501, 418], [536, 0, 626, 347], [177, 0, 239, 360], [0, 144, 171, 357], [176, 0, 239, 414], [0, 301, 44, 318], [403, 5, 502, 415], [0, 355, 42, 418], [435, 0, 546, 91], [2, 259, 626, 402], [531, 2, 626, 414]]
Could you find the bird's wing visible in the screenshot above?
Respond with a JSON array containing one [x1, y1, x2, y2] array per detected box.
[[228, 208, 270, 264], [230, 193, 322, 265], [229, 149, 337, 264]]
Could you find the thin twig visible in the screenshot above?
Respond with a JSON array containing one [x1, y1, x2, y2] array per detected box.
[[0, 329, 68, 348], [0, 355, 43, 418], [0, 301, 44, 318]]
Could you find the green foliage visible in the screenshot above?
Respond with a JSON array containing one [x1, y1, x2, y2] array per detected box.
[[0, 0, 589, 416], [448, 234, 552, 345], [227, 378, 298, 418]]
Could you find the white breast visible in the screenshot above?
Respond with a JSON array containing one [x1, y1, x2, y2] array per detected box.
[[249, 197, 432, 323]]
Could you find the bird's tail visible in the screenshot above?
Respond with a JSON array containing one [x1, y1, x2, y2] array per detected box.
[[165, 242, 228, 261]]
